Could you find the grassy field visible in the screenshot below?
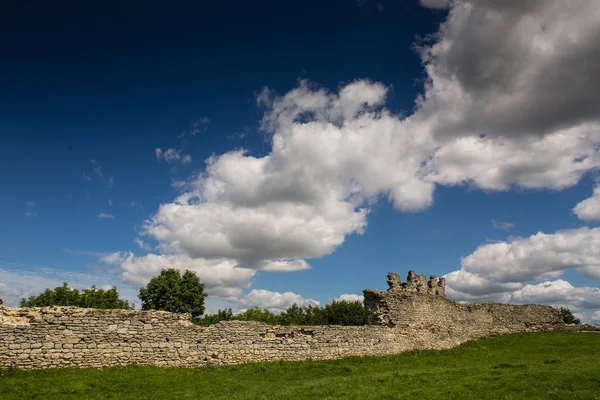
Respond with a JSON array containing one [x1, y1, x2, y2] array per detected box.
[[1, 331, 599, 400]]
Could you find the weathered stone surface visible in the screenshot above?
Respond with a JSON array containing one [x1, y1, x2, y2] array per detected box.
[[385, 270, 446, 296], [0, 271, 573, 370]]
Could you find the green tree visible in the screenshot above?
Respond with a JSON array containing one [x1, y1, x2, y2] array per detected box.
[[279, 303, 307, 326], [303, 304, 328, 325], [19, 283, 131, 309], [558, 307, 581, 324], [78, 286, 132, 309], [234, 307, 280, 325], [138, 269, 207, 318], [194, 308, 234, 326], [323, 300, 365, 326]]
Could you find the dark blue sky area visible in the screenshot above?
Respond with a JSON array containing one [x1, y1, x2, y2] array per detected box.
[[1, 0, 443, 134], [1, 1, 445, 205], [0, 1, 446, 254]]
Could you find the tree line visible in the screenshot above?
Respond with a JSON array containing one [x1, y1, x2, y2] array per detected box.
[[6, 268, 581, 325], [194, 300, 366, 326], [19, 283, 133, 310]]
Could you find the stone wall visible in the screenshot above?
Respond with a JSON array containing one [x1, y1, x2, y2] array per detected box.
[[0, 271, 565, 370], [364, 271, 563, 333]]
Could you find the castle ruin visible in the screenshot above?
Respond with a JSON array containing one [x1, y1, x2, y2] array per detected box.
[[0, 271, 564, 370]]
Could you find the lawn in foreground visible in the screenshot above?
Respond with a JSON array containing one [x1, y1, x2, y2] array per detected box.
[[1, 331, 599, 400]]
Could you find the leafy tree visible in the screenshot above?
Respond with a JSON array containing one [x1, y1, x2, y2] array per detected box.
[[323, 300, 365, 326], [278, 303, 329, 326], [19, 283, 132, 309], [0, 297, 3, 306], [279, 303, 307, 326], [558, 307, 581, 324], [234, 307, 280, 325], [303, 304, 328, 325], [194, 308, 234, 326], [138, 269, 207, 318], [78, 286, 133, 309]]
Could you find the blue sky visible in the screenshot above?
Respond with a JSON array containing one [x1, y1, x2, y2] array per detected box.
[[2, 0, 600, 322]]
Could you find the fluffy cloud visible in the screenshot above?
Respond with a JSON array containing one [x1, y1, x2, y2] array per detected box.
[[504, 280, 600, 323], [135, 239, 152, 251], [104, 0, 600, 309], [155, 148, 192, 164], [118, 80, 434, 290], [415, 0, 600, 140], [239, 289, 319, 313], [334, 294, 364, 303], [445, 227, 600, 322], [427, 125, 600, 190], [574, 185, 600, 221], [580, 266, 600, 281], [510, 280, 600, 311], [259, 260, 311, 272], [0, 282, 22, 305], [144, 192, 366, 266], [446, 227, 600, 297], [101, 253, 256, 300], [414, 0, 600, 191]]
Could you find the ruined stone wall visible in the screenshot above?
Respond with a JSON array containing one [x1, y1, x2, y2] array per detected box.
[[0, 306, 420, 370], [0, 271, 565, 370], [364, 271, 564, 336]]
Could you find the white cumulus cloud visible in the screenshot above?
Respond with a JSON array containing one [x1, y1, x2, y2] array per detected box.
[[510, 280, 600, 311], [444, 227, 600, 322], [446, 227, 600, 297], [574, 184, 600, 221], [415, 0, 600, 140], [101, 252, 256, 300], [334, 294, 364, 303]]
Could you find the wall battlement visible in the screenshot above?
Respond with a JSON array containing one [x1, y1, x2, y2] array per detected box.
[[1, 271, 565, 370], [386, 270, 446, 296]]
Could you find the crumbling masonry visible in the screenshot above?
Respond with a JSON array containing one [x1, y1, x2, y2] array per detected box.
[[0, 271, 564, 370]]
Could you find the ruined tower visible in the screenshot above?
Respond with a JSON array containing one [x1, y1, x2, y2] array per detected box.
[[363, 270, 447, 326]]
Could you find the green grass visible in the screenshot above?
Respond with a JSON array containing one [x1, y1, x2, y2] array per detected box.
[[1, 332, 599, 400]]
